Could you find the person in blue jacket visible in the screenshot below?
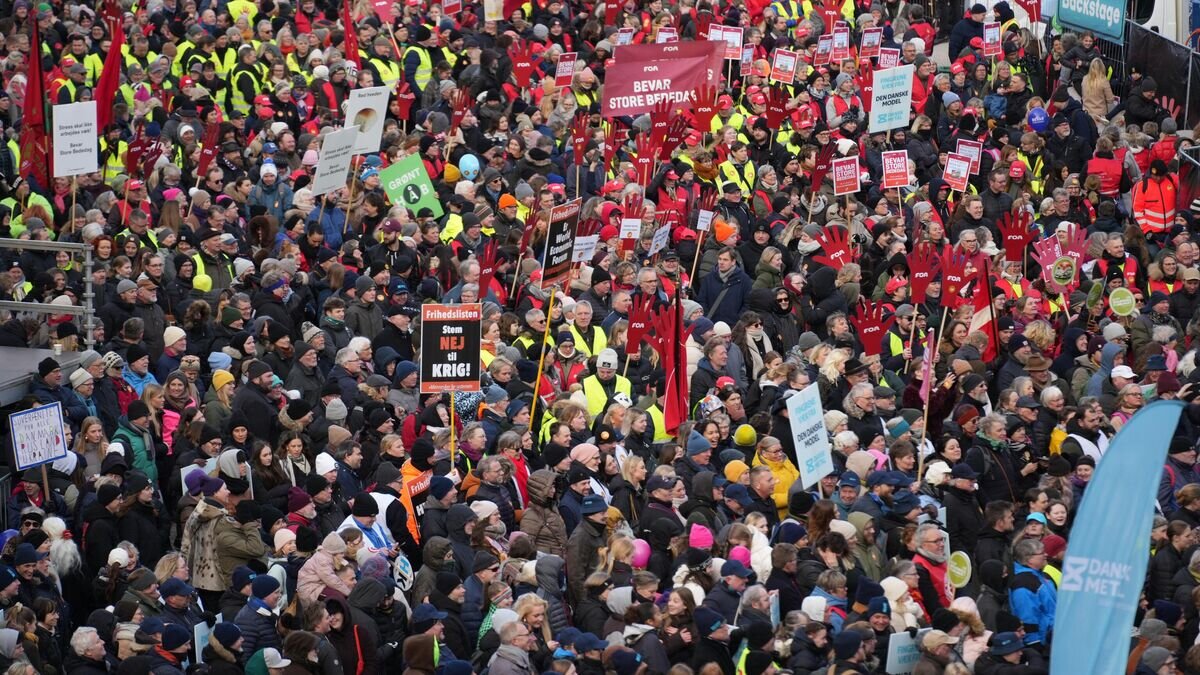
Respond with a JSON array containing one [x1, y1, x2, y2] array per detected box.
[[1008, 538, 1057, 647]]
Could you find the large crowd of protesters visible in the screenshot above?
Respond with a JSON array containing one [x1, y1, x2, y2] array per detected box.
[[0, 0, 1199, 673]]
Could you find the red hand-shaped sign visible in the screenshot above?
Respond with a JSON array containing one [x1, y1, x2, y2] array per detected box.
[[811, 225, 857, 270], [997, 210, 1037, 262], [850, 299, 897, 357], [906, 243, 942, 305], [690, 83, 719, 132]]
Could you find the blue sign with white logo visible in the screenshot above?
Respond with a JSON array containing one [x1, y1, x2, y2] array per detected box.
[[1051, 401, 1183, 675]]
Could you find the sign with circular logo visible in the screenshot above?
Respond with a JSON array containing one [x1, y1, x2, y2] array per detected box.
[[948, 551, 972, 588], [1109, 287, 1137, 317]]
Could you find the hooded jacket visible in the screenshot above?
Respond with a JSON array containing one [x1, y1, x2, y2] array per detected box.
[[520, 470, 568, 557], [535, 555, 570, 634], [402, 635, 437, 675]]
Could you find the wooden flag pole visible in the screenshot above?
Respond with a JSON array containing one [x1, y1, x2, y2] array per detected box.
[[917, 308, 950, 481], [528, 287, 557, 424], [449, 391, 457, 466]]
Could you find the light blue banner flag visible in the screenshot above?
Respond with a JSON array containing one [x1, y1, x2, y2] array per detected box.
[[1051, 401, 1184, 675]]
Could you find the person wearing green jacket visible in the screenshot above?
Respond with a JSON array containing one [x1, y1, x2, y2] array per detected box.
[[113, 400, 159, 486]]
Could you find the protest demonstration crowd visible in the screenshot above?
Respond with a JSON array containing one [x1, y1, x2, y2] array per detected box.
[[2, 0, 1200, 673]]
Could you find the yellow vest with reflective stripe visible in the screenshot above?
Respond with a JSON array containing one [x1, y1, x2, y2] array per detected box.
[[403, 46, 433, 92], [568, 323, 607, 358], [99, 138, 128, 183], [229, 67, 258, 115], [439, 213, 465, 243], [581, 373, 631, 419], [718, 160, 754, 195], [83, 53, 104, 86], [370, 56, 401, 89], [192, 252, 233, 280], [646, 403, 673, 443]]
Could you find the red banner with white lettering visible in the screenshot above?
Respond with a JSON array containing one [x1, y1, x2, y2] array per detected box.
[[602, 42, 724, 117]]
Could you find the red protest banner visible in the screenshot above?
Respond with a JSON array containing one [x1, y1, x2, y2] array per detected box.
[[877, 48, 900, 69], [955, 139, 984, 175], [815, 35, 833, 65], [881, 150, 909, 189], [832, 156, 860, 196], [943, 153, 972, 192], [770, 49, 799, 84], [831, 25, 851, 60], [603, 42, 723, 117], [860, 27, 883, 58], [555, 52, 578, 89], [719, 26, 743, 59], [983, 22, 1002, 57]]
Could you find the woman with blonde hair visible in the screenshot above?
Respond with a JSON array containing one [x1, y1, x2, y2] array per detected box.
[[1081, 58, 1115, 123], [153, 551, 190, 585], [606, 536, 636, 587], [1110, 383, 1145, 432], [513, 593, 554, 659], [1023, 320, 1057, 354]]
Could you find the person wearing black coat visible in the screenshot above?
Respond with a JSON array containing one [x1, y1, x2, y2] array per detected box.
[[690, 608, 737, 675], [943, 472, 986, 554], [325, 596, 378, 675], [700, 570, 746, 624], [82, 485, 124, 576], [975, 505, 1016, 569], [117, 481, 170, 569], [445, 504, 477, 580], [1149, 523, 1190, 602], [574, 583, 611, 637], [429, 572, 471, 662], [229, 361, 279, 443], [764, 554, 806, 617], [199, 624, 245, 675]]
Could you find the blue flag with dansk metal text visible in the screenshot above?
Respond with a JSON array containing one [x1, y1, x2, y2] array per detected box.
[[1050, 401, 1184, 675]]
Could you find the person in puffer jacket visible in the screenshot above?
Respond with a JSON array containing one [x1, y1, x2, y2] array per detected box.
[[519, 470, 568, 558], [233, 575, 283, 664], [535, 555, 570, 635]]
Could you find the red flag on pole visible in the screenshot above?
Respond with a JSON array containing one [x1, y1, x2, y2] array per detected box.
[[95, 19, 125, 132], [18, 19, 50, 190], [968, 260, 1000, 362], [342, 1, 362, 71]]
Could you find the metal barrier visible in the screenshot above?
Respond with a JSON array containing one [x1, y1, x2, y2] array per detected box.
[[0, 239, 96, 349]]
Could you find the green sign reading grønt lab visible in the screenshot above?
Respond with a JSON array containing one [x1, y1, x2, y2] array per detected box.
[[380, 153, 444, 218]]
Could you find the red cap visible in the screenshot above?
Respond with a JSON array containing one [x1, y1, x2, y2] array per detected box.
[[745, 85, 761, 96], [128, 179, 145, 190], [547, 183, 565, 195], [885, 276, 906, 294], [254, 94, 272, 106], [665, 169, 679, 180], [1009, 162, 1027, 179], [601, 180, 624, 195], [715, 376, 736, 389], [600, 224, 619, 240], [717, 94, 734, 111], [750, 93, 766, 105], [180, 76, 196, 89], [684, 130, 703, 145], [970, 37, 983, 48], [950, 62, 965, 75]]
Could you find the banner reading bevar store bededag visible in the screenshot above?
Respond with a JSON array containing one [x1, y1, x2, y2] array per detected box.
[[602, 42, 723, 117]]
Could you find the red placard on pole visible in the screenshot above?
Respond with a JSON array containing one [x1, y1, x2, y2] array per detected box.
[[881, 150, 909, 189]]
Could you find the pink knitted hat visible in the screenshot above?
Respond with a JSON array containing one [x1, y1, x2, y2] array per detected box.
[[688, 524, 714, 550]]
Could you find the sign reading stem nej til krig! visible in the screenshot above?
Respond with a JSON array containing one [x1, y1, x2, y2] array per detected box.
[[419, 303, 483, 394]]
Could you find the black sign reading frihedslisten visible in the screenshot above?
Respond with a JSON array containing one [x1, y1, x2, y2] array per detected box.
[[419, 303, 483, 393], [541, 198, 582, 290]]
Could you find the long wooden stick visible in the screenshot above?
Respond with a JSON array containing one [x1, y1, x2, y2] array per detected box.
[[688, 230, 707, 286], [529, 288, 556, 425], [917, 308, 950, 481], [449, 391, 457, 467]]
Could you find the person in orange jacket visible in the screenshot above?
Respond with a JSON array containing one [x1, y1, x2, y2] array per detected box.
[[1132, 159, 1177, 246]]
